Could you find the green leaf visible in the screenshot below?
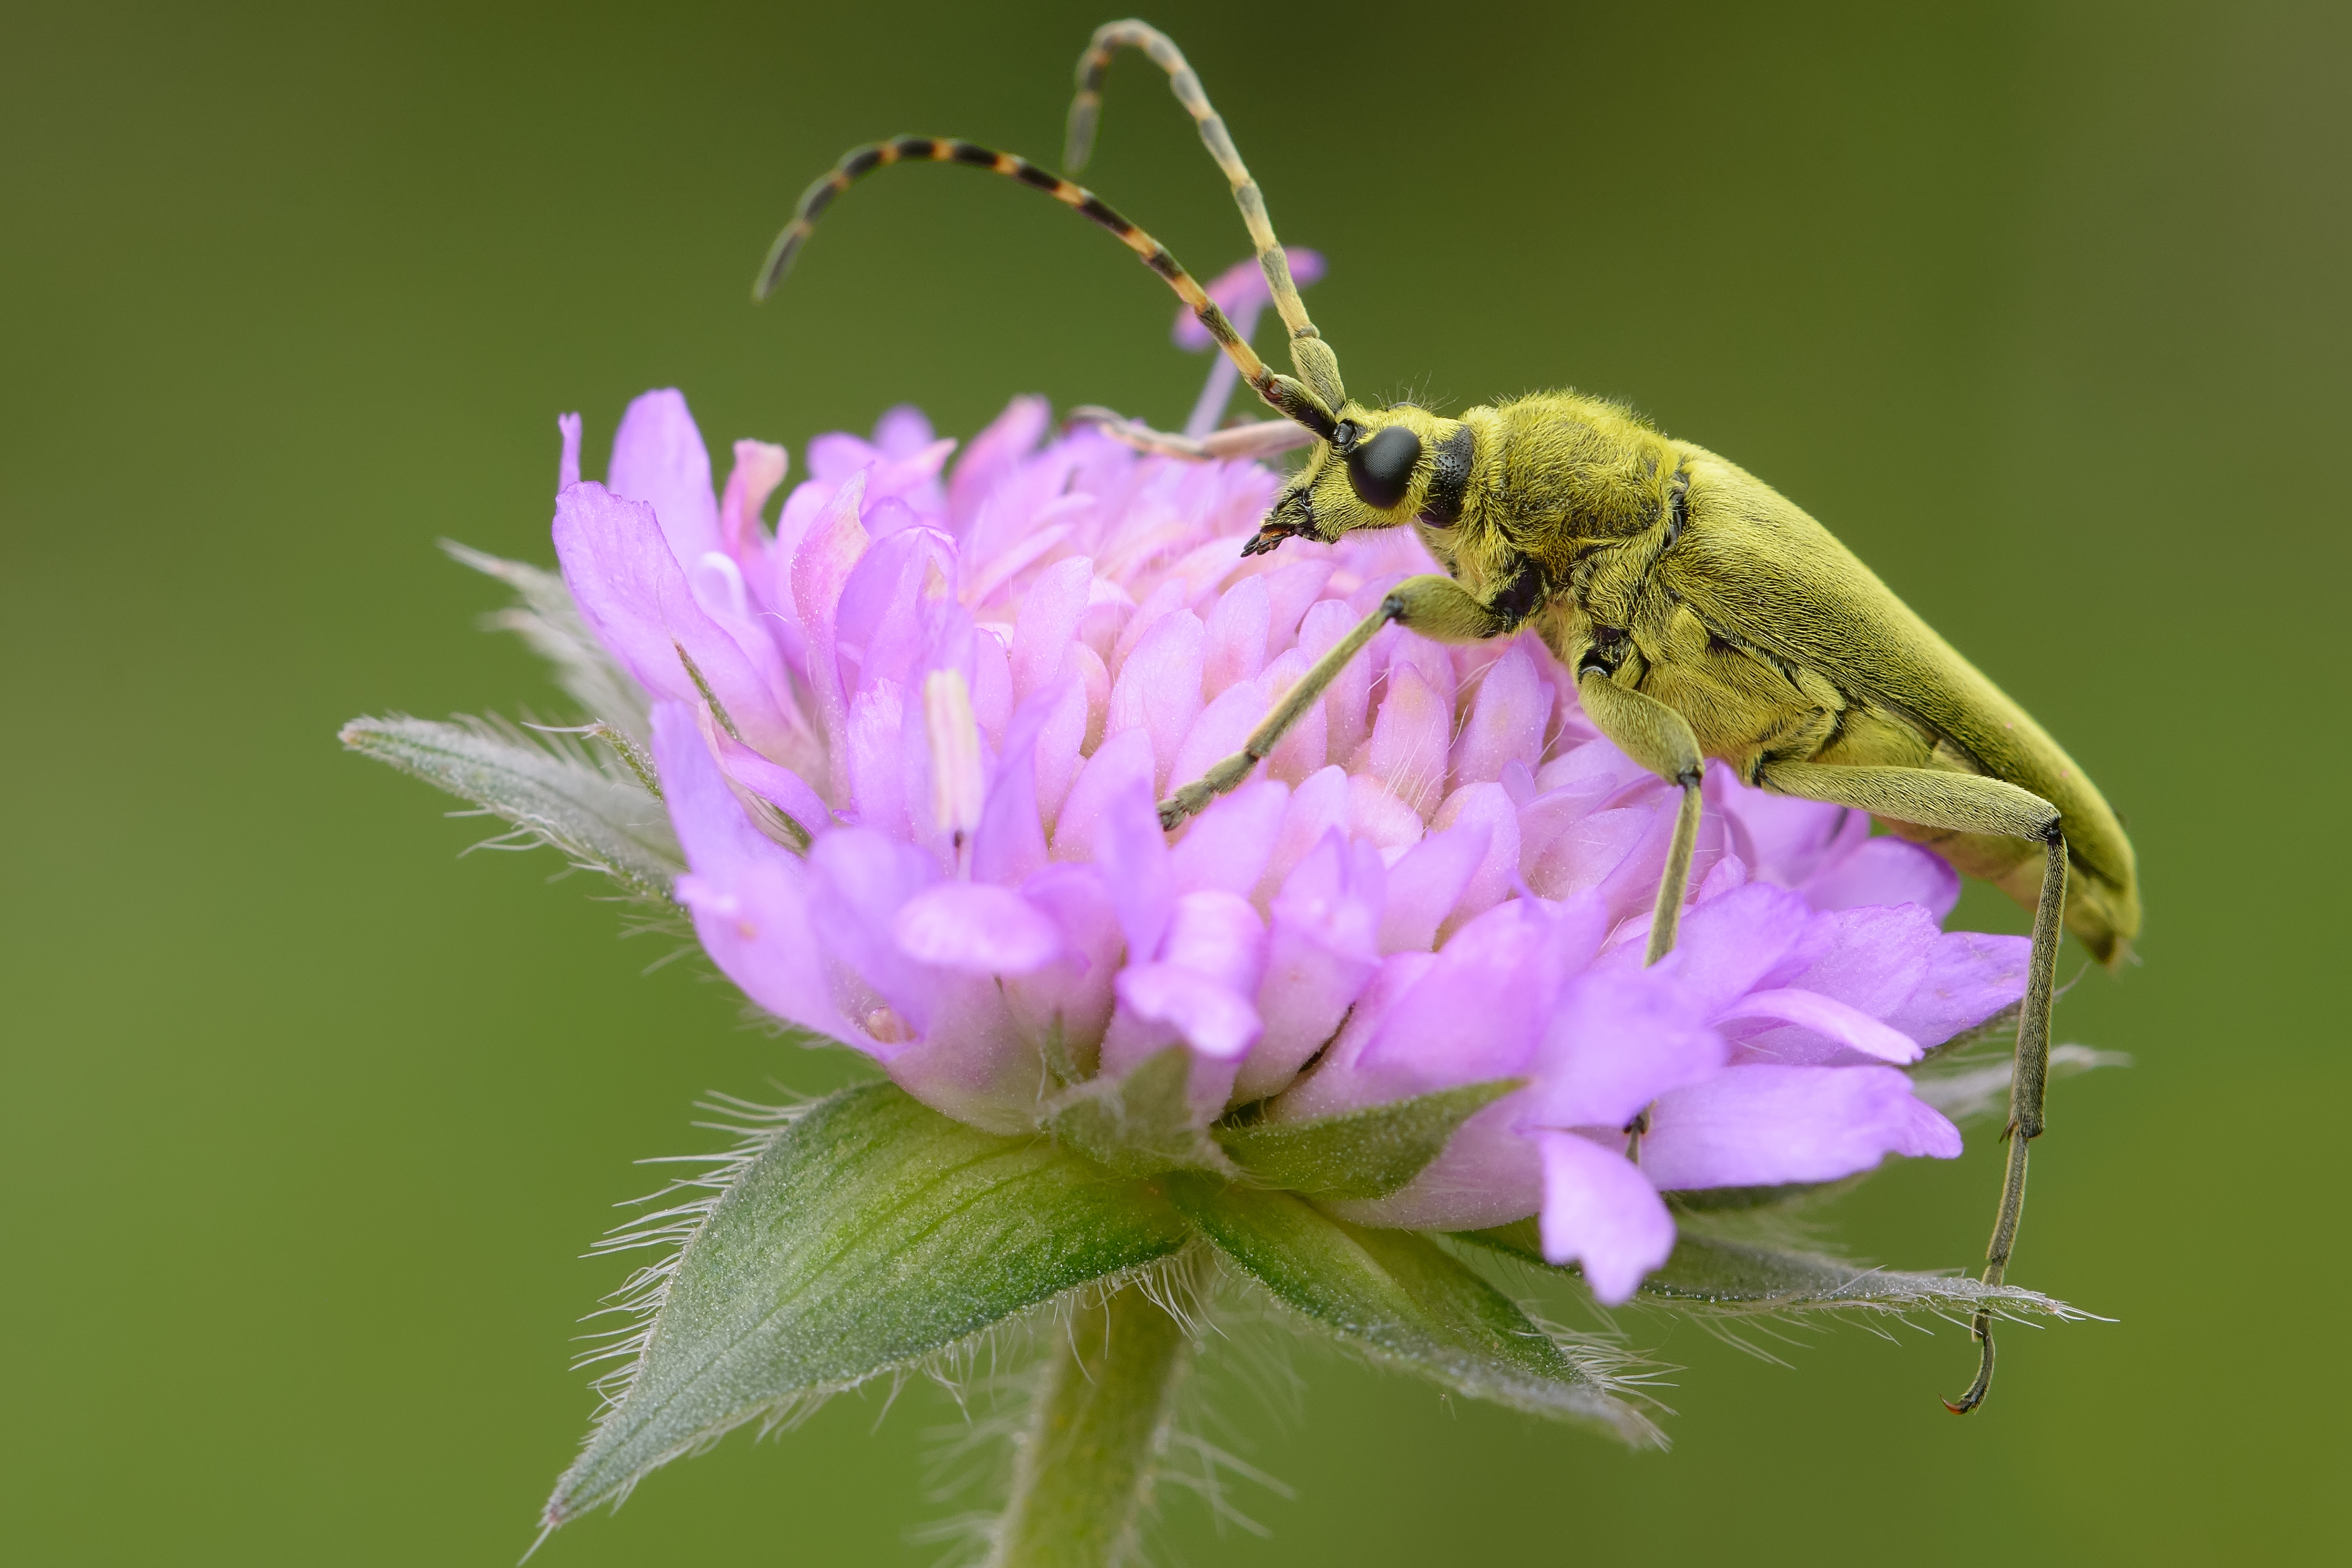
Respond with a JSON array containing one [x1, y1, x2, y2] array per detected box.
[[1214, 1080, 1521, 1200], [1457, 1220, 2092, 1323], [443, 541, 653, 743], [1046, 1045, 1235, 1178], [339, 713, 681, 901], [546, 1082, 1194, 1526], [1165, 1176, 1653, 1442]]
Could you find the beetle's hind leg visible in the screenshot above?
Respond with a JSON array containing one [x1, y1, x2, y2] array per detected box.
[[1068, 406, 1320, 462], [1756, 761, 2068, 1414], [1573, 672, 1707, 965]]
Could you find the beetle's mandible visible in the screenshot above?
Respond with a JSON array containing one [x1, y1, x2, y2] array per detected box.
[[757, 17, 2140, 1415]]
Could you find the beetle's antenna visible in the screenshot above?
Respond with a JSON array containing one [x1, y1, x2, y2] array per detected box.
[[755, 135, 1337, 441], [1066, 20, 1345, 410]]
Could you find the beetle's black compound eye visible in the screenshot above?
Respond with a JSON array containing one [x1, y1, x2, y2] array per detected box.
[[1345, 425, 1422, 509]]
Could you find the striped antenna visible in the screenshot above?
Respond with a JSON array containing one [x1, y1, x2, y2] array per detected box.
[[1065, 21, 1336, 404], [753, 134, 1337, 440]]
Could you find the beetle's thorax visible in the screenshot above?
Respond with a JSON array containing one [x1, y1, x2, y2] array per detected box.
[[1414, 392, 1687, 618]]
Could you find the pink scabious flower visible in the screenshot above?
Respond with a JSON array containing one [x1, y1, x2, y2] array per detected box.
[[552, 386, 2027, 1305]]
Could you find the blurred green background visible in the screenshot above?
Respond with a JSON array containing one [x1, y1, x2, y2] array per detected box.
[[5, 1, 2345, 1561]]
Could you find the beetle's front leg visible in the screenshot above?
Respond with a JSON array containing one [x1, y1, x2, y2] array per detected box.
[[1757, 760, 2066, 1415], [1068, 405, 1320, 462], [1157, 574, 1499, 829], [1574, 672, 1706, 965]]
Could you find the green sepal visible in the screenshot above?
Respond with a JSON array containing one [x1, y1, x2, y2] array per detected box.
[[1165, 1176, 1653, 1442], [545, 1082, 1193, 1526], [1046, 1046, 1236, 1178], [1214, 1079, 1522, 1200], [1456, 1219, 2091, 1321], [339, 713, 681, 902]]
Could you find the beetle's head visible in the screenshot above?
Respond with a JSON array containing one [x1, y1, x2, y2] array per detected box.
[[1242, 403, 1465, 557]]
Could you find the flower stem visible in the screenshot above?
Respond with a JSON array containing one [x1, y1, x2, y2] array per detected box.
[[990, 1280, 1192, 1568]]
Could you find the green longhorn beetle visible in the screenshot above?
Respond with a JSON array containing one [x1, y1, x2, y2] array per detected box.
[[757, 19, 2140, 1414]]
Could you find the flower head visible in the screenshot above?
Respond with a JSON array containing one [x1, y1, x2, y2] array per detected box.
[[552, 386, 2026, 1302]]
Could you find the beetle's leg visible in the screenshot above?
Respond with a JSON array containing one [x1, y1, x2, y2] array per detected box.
[[1574, 673, 1706, 965], [1756, 761, 2066, 1414], [1067, 406, 1320, 463], [1157, 574, 1501, 830]]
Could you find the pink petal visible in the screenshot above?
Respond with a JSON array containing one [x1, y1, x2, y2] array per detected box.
[[1092, 776, 1175, 963], [1360, 662, 1450, 820], [556, 412, 581, 491], [608, 388, 721, 566], [1801, 834, 1962, 919], [718, 439, 790, 560], [1050, 726, 1155, 864], [1345, 772, 1427, 861], [1331, 1094, 1541, 1231], [1202, 574, 1271, 699], [1258, 647, 1329, 785], [1378, 820, 1490, 953], [1171, 779, 1289, 900], [948, 395, 1050, 530], [1429, 783, 1521, 935], [1009, 555, 1095, 705], [1239, 832, 1383, 1101], [555, 484, 807, 768], [1298, 599, 1374, 760], [1105, 608, 1205, 792], [1641, 1065, 1964, 1191], [1169, 678, 1269, 801], [1529, 972, 1727, 1130], [1712, 987, 1924, 1064], [1538, 1131, 1676, 1305], [1115, 965, 1263, 1061], [1452, 642, 1552, 787], [1881, 930, 2033, 1048], [892, 882, 1062, 973]]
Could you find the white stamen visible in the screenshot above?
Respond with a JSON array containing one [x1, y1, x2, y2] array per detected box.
[[923, 668, 984, 854]]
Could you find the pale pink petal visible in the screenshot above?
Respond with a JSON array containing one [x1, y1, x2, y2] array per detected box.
[[1345, 773, 1427, 861], [892, 882, 1062, 973], [1050, 726, 1155, 863], [1378, 821, 1490, 953], [1538, 1131, 1677, 1305], [1529, 972, 1727, 1130], [1256, 558, 1336, 656], [1712, 987, 1923, 1064], [1009, 555, 1095, 705], [1105, 608, 1205, 792], [1452, 642, 1552, 787], [1429, 783, 1521, 934], [1169, 678, 1269, 801], [1114, 965, 1263, 1061], [1880, 931, 2033, 1048], [1171, 779, 1289, 900], [1259, 764, 1351, 897], [1093, 777, 1175, 963], [557, 412, 581, 491], [1642, 1065, 1964, 1190], [1298, 599, 1374, 760], [1359, 662, 1450, 819], [554, 482, 806, 767], [718, 438, 790, 559], [1330, 1094, 1540, 1231], [608, 388, 721, 565], [1202, 574, 1270, 699], [1258, 647, 1329, 785], [1801, 835, 1962, 919], [1239, 832, 1382, 1102]]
